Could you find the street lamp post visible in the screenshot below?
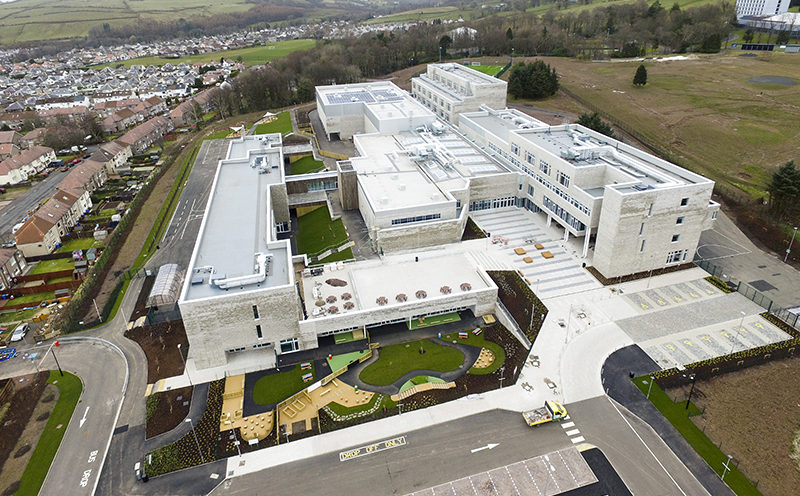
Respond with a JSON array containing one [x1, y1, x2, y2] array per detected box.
[[227, 413, 242, 458], [498, 366, 505, 389], [185, 418, 205, 464], [646, 375, 655, 399], [684, 374, 696, 410], [784, 226, 798, 263], [721, 454, 733, 481], [730, 311, 746, 355], [177, 343, 192, 385]]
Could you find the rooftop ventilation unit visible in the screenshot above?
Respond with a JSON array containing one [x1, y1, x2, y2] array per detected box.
[[398, 184, 406, 191]]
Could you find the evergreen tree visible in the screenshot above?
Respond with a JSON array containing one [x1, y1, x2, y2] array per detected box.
[[507, 61, 559, 99], [576, 112, 615, 138], [633, 64, 648, 86], [768, 161, 800, 221]]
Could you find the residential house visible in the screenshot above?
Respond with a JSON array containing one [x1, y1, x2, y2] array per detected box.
[[0, 248, 27, 291], [0, 143, 20, 160], [21, 128, 47, 148], [101, 107, 137, 134], [0, 146, 56, 185], [59, 159, 107, 194], [169, 87, 217, 127], [14, 188, 90, 257], [0, 131, 22, 148], [96, 140, 132, 174], [117, 115, 172, 154]]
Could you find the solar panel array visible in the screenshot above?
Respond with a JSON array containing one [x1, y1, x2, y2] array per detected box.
[[325, 88, 404, 106]]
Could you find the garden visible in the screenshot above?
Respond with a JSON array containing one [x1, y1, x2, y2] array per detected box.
[[252, 363, 316, 406], [253, 111, 292, 136], [146, 386, 193, 439], [359, 339, 465, 386], [295, 205, 349, 258], [288, 154, 324, 175]]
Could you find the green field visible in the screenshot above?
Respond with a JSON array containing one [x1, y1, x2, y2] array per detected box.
[[296, 206, 349, 258], [252, 363, 314, 405], [253, 111, 293, 136], [0, 0, 255, 44], [632, 376, 761, 495], [360, 339, 464, 386], [94, 39, 315, 68], [289, 155, 325, 175], [16, 371, 82, 496], [538, 52, 800, 198], [469, 65, 504, 77]]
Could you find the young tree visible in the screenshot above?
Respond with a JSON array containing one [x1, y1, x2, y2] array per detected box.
[[633, 64, 648, 86], [768, 161, 800, 221], [576, 112, 615, 138], [743, 29, 754, 43]]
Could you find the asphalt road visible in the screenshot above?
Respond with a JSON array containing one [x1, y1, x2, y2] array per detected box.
[[0, 170, 68, 239], [151, 138, 229, 271]]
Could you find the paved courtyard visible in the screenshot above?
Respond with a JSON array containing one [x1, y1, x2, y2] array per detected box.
[[468, 209, 601, 298], [405, 447, 597, 496]]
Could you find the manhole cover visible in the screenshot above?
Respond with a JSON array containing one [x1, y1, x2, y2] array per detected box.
[[748, 279, 777, 292]]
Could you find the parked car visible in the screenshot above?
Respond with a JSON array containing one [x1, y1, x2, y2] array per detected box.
[[10, 323, 29, 342], [0, 187, 5, 194], [60, 166, 69, 172], [1, 241, 15, 248], [71, 158, 82, 165], [83, 153, 92, 159]]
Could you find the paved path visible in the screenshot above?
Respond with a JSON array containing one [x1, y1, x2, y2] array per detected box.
[[143, 382, 209, 452]]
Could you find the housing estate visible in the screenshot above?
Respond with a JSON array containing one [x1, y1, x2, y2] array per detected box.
[[0, 146, 55, 185]]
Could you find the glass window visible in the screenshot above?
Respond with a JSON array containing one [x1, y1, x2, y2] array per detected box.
[[255, 325, 262, 339], [280, 338, 299, 353], [672, 234, 680, 242], [676, 217, 684, 225], [640, 239, 646, 252], [252, 305, 259, 319], [680, 197, 689, 206], [540, 161, 550, 175], [557, 172, 570, 188]]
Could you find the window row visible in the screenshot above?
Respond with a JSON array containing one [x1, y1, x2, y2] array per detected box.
[[391, 213, 442, 226], [543, 196, 586, 232], [469, 196, 516, 212]]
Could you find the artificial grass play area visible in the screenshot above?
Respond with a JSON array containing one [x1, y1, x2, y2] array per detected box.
[[296, 206, 349, 257], [327, 350, 370, 372], [409, 312, 461, 330], [399, 375, 445, 393], [253, 111, 292, 135], [632, 376, 761, 496], [252, 363, 315, 405], [327, 393, 396, 416], [16, 371, 82, 496], [359, 339, 464, 386], [469, 65, 504, 77], [441, 330, 506, 375], [289, 155, 325, 175]]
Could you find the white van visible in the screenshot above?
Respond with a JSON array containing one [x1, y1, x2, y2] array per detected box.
[[10, 323, 29, 342]]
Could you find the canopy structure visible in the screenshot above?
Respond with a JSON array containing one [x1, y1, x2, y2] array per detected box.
[[147, 264, 183, 307]]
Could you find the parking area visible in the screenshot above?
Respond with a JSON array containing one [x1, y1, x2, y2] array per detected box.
[[406, 447, 597, 496], [623, 279, 721, 314], [469, 209, 600, 299]]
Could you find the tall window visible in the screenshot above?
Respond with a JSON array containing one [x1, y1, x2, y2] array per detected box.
[[639, 223, 645, 235], [540, 161, 550, 175], [557, 172, 570, 188], [252, 305, 259, 319], [255, 325, 262, 339], [526, 152, 535, 164], [640, 239, 646, 252], [648, 203, 654, 217], [511, 143, 519, 155], [280, 338, 299, 353], [672, 234, 680, 243], [680, 197, 689, 206]]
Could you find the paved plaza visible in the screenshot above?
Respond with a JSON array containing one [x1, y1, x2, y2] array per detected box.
[[405, 447, 597, 496], [468, 209, 601, 298]]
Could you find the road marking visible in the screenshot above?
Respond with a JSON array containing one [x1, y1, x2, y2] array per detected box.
[[79, 406, 90, 428], [570, 436, 585, 444], [565, 429, 580, 436], [561, 421, 575, 429], [471, 443, 499, 453], [339, 436, 406, 461]]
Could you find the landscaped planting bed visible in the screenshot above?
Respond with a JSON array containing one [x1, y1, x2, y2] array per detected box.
[[487, 270, 548, 343], [124, 320, 189, 383], [359, 339, 464, 386], [146, 379, 223, 477], [146, 386, 193, 439], [461, 217, 488, 241], [440, 331, 506, 375]]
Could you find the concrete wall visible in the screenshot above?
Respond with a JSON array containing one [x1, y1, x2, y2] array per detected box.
[[337, 165, 358, 211], [376, 214, 465, 253], [180, 284, 306, 369], [593, 183, 715, 278]]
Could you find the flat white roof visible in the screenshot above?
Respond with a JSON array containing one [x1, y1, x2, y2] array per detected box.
[[301, 253, 490, 317], [317, 81, 404, 107], [431, 63, 506, 86], [182, 134, 291, 301]]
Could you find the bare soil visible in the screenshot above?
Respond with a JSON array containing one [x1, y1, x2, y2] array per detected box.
[[146, 385, 193, 439], [0, 384, 58, 494], [0, 372, 49, 492], [672, 357, 800, 496], [125, 320, 189, 383]]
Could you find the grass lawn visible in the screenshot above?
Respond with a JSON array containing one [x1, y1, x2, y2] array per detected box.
[[296, 206, 349, 257], [441, 330, 506, 375], [469, 65, 504, 77], [16, 371, 82, 496], [317, 247, 354, 264], [29, 258, 73, 275], [360, 339, 464, 386], [252, 363, 314, 405], [327, 393, 396, 416], [289, 155, 324, 175], [56, 237, 102, 253], [632, 376, 761, 496], [399, 375, 445, 393], [253, 112, 292, 135], [409, 312, 461, 330], [203, 129, 233, 141], [93, 39, 316, 68], [327, 350, 370, 372], [8, 291, 55, 306], [0, 307, 38, 324]]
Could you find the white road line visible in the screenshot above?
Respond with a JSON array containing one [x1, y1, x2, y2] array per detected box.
[[565, 429, 580, 436], [606, 396, 693, 496], [561, 421, 575, 429], [570, 436, 585, 444]]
